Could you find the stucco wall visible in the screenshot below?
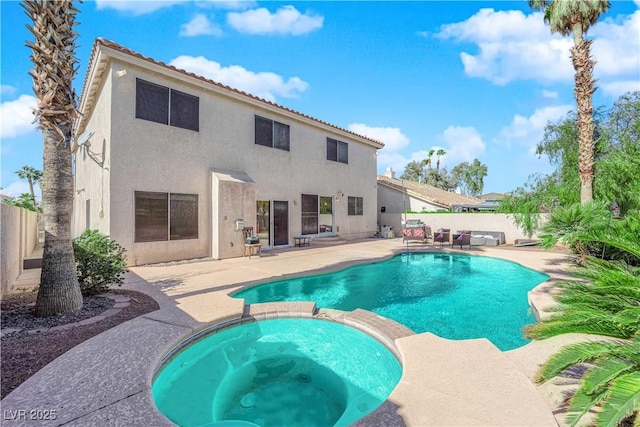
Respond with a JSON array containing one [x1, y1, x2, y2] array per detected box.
[[379, 212, 542, 244], [212, 171, 258, 259], [73, 67, 112, 238], [377, 185, 444, 225], [83, 59, 378, 264], [1, 205, 39, 296]]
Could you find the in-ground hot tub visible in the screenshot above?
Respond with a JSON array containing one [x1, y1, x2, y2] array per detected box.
[[152, 318, 402, 427]]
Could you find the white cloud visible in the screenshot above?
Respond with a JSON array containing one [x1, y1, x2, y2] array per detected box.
[[1, 94, 38, 139], [436, 7, 640, 90], [347, 123, 409, 151], [95, 0, 187, 15], [0, 181, 41, 200], [437, 9, 573, 85], [96, 0, 255, 14], [180, 14, 222, 36], [600, 80, 640, 97], [590, 10, 640, 96], [196, 0, 256, 9], [227, 5, 323, 35], [1, 85, 16, 96], [169, 55, 308, 101], [499, 104, 572, 152], [542, 90, 558, 99], [377, 151, 412, 176], [438, 126, 485, 167], [591, 12, 640, 76]]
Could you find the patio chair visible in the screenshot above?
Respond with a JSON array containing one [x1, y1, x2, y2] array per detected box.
[[433, 229, 450, 246], [452, 231, 471, 249]]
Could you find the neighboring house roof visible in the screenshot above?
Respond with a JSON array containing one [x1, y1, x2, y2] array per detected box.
[[480, 192, 505, 201], [377, 175, 481, 209], [76, 38, 385, 150]]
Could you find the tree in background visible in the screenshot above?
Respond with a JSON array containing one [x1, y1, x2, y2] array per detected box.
[[400, 161, 458, 192], [451, 159, 488, 197], [23, 0, 84, 316], [400, 160, 422, 182], [499, 92, 639, 235], [530, 0, 611, 203], [15, 165, 42, 207], [423, 167, 457, 191], [435, 148, 446, 172], [2, 193, 41, 212]]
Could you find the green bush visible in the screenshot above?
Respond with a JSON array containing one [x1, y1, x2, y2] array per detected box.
[[73, 230, 128, 295]]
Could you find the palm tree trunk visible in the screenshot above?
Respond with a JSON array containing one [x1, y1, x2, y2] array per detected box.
[[36, 125, 83, 316], [27, 177, 35, 206], [571, 22, 595, 203], [23, 0, 84, 316]]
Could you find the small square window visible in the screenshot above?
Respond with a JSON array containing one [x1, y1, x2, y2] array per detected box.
[[327, 138, 348, 164]]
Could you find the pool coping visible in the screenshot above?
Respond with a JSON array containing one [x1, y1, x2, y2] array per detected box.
[[0, 239, 579, 426]]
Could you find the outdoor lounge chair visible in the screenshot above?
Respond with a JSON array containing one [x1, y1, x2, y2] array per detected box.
[[434, 229, 450, 246], [452, 231, 471, 249]]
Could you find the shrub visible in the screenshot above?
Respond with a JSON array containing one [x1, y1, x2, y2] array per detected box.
[[73, 230, 128, 295]]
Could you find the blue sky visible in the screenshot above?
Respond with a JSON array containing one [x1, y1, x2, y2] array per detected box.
[[2, 0, 639, 199]]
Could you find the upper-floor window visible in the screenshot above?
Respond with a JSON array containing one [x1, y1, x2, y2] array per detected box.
[[255, 115, 290, 151], [327, 138, 348, 164], [135, 79, 199, 132], [348, 196, 363, 216]]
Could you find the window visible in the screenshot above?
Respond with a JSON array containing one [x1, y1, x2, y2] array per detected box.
[[135, 192, 169, 242], [170, 193, 198, 240], [136, 79, 169, 125], [135, 191, 198, 242], [348, 196, 363, 216], [255, 115, 290, 151], [327, 138, 348, 164], [170, 89, 199, 131], [135, 79, 199, 131]]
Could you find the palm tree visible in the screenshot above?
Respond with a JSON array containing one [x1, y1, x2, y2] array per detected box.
[[530, 0, 610, 203], [427, 149, 435, 169], [525, 204, 640, 426], [15, 165, 42, 207], [23, 0, 83, 316], [436, 148, 446, 172]]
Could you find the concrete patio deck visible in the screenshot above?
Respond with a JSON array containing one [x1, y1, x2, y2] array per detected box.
[[1, 239, 585, 426]]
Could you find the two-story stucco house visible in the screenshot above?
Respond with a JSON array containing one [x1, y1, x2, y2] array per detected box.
[[72, 39, 383, 265]]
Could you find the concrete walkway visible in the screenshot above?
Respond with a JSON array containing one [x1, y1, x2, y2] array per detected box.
[[1, 239, 583, 426]]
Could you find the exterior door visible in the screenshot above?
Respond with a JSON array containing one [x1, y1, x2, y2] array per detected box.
[[273, 201, 289, 246], [301, 194, 318, 235]]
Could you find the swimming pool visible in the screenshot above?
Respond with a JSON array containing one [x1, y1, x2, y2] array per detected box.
[[232, 253, 549, 350], [152, 318, 402, 427]]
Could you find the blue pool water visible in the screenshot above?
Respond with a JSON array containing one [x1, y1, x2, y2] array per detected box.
[[152, 318, 402, 427], [233, 253, 550, 351]]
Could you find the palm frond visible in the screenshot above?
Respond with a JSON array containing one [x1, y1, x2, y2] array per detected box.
[[596, 371, 640, 427], [564, 386, 605, 427], [583, 357, 635, 395], [536, 340, 621, 382], [526, 312, 632, 340]]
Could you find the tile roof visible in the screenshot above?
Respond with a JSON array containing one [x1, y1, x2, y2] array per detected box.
[[377, 175, 482, 208], [76, 38, 384, 149]]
